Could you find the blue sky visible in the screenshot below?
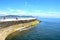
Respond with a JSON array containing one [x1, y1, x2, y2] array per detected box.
[[0, 0, 60, 18]]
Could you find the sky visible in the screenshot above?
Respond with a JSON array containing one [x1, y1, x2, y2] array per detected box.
[[0, 0, 60, 18]]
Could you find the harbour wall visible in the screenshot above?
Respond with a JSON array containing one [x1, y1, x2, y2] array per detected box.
[[0, 19, 39, 40]]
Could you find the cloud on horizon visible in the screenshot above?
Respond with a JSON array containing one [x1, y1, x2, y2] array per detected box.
[[0, 8, 60, 18]]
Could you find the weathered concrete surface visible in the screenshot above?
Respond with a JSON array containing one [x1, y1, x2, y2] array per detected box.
[[0, 19, 39, 40]]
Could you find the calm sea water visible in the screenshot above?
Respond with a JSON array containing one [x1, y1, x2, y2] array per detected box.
[[6, 18, 60, 40]]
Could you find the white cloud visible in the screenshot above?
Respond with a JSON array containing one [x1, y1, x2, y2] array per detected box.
[[27, 11, 60, 18], [0, 8, 60, 18], [0, 11, 8, 16]]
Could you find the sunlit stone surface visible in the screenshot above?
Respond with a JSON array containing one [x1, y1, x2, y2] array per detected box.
[[0, 18, 39, 40]]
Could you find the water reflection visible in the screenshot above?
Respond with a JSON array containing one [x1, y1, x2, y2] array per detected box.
[[5, 26, 37, 40]]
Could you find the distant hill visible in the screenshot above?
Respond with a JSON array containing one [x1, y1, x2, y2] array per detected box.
[[0, 15, 35, 19], [5, 15, 34, 17], [4, 15, 20, 17]]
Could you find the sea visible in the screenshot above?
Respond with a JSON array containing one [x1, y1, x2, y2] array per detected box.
[[3, 17, 60, 40]]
